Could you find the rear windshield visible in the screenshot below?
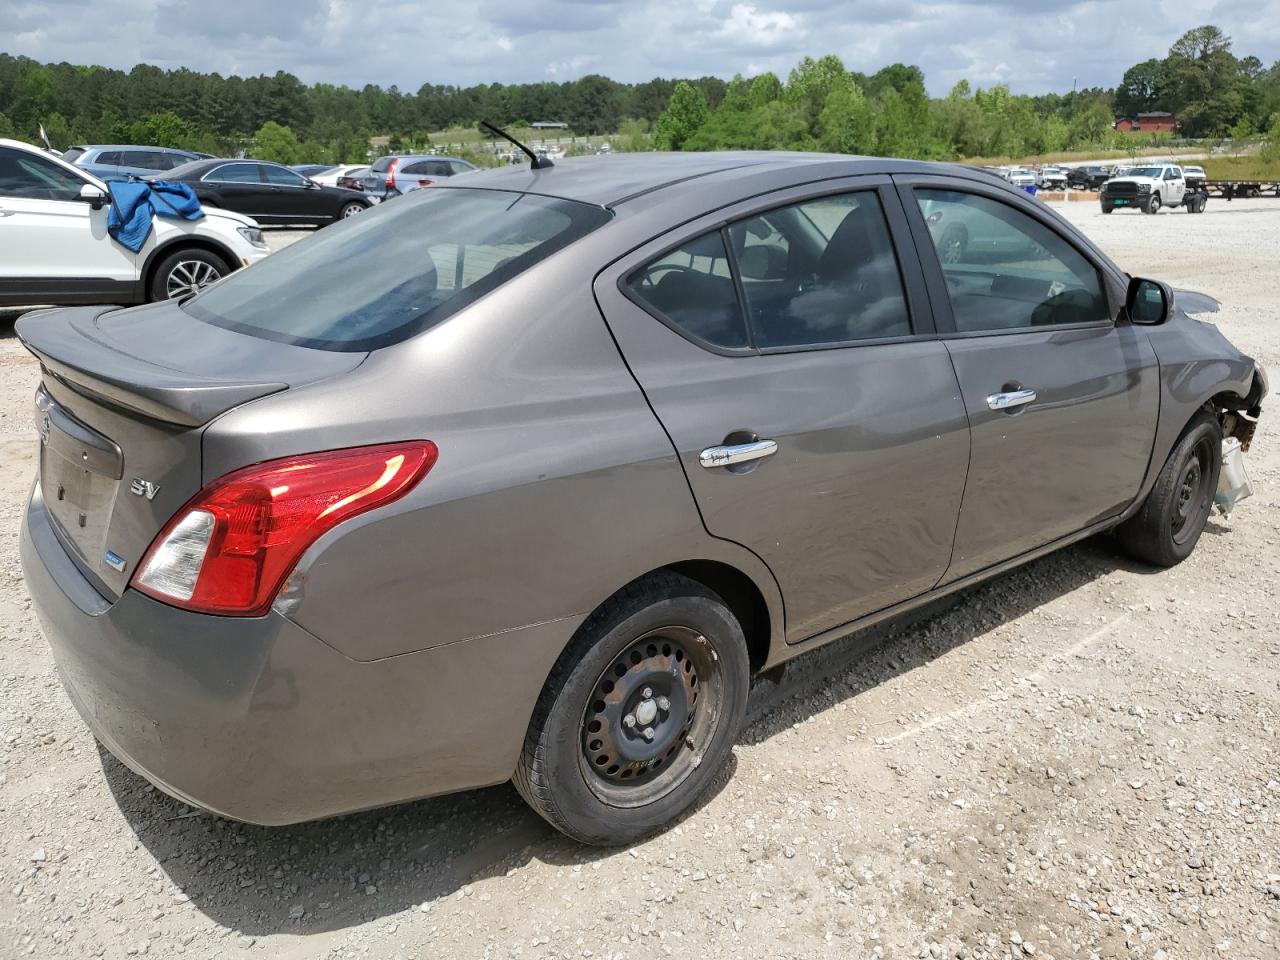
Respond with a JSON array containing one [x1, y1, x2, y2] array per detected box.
[[184, 188, 612, 351], [62, 147, 86, 163]]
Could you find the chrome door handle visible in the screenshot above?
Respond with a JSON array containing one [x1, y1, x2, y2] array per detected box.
[[699, 439, 778, 469], [987, 388, 1037, 411]]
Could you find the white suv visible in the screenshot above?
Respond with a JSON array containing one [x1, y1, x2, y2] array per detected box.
[[0, 138, 270, 308]]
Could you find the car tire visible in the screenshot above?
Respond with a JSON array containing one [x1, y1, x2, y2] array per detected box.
[[1101, 204, 1113, 214], [148, 248, 231, 302], [938, 225, 968, 264], [339, 201, 365, 219], [1144, 193, 1162, 215], [513, 572, 750, 846], [1116, 410, 1221, 568]]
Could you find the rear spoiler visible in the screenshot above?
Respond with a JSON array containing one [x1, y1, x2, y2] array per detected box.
[[16, 307, 285, 427]]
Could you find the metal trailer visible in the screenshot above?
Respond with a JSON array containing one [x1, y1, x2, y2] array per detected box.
[[1201, 179, 1280, 200]]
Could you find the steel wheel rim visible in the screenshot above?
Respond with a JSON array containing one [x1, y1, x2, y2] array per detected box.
[[1171, 437, 1213, 544], [165, 260, 220, 298], [578, 625, 723, 809]]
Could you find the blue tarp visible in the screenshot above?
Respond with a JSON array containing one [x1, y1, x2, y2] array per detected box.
[[106, 180, 205, 253]]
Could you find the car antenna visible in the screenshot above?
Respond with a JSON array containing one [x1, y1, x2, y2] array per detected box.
[[480, 120, 553, 170]]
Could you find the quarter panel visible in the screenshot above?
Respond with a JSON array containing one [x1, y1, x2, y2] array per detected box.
[[203, 248, 784, 662]]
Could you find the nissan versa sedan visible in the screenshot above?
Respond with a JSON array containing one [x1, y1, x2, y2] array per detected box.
[[18, 152, 1267, 845]]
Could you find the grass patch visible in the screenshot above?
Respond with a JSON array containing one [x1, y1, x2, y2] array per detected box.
[[1200, 156, 1280, 180], [964, 146, 1205, 167]]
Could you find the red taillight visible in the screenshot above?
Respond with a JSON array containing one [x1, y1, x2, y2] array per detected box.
[[385, 158, 399, 189], [416, 178, 434, 188], [132, 442, 437, 617]]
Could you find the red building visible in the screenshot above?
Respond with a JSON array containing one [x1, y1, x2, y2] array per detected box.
[[1114, 112, 1179, 133]]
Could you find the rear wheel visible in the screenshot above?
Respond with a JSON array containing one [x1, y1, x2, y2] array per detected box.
[[513, 573, 750, 845], [339, 201, 365, 219], [148, 248, 231, 302], [938, 226, 968, 264], [1116, 410, 1221, 567]]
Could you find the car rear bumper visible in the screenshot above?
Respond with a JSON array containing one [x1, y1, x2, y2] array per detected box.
[[21, 482, 575, 825]]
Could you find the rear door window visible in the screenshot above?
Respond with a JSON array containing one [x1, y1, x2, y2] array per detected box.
[[626, 232, 748, 349], [205, 163, 262, 183], [262, 165, 308, 186], [185, 189, 612, 351], [728, 192, 911, 347]]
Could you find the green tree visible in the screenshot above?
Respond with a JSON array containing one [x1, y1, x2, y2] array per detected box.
[[653, 81, 709, 150], [254, 120, 303, 163], [817, 73, 875, 155]]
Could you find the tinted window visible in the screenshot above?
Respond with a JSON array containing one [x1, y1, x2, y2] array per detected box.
[[729, 192, 911, 347], [262, 165, 308, 186], [0, 148, 85, 201], [95, 151, 123, 166], [185, 189, 612, 351], [206, 163, 261, 183], [627, 232, 748, 349], [62, 148, 86, 163], [121, 150, 169, 170], [916, 189, 1109, 332], [449, 161, 473, 175], [400, 161, 431, 175], [371, 157, 396, 172]]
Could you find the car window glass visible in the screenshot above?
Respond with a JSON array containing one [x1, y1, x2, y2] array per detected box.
[[262, 165, 308, 186], [185, 189, 612, 351], [449, 161, 472, 175], [120, 151, 163, 170], [96, 151, 122, 166], [62, 148, 86, 163], [400, 161, 430, 175], [628, 231, 748, 349], [0, 148, 85, 201], [208, 163, 262, 183], [728, 191, 912, 348], [916, 188, 1109, 332]]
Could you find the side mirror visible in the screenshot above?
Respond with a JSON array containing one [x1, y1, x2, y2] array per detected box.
[[78, 184, 108, 209], [1126, 277, 1171, 325], [306, 179, 320, 189]]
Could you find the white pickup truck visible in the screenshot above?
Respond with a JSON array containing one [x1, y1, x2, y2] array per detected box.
[[1099, 163, 1207, 214]]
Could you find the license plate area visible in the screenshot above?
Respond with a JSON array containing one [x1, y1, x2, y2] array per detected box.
[[36, 386, 123, 567]]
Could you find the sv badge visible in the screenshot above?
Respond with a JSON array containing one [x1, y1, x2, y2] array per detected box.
[[130, 478, 161, 501]]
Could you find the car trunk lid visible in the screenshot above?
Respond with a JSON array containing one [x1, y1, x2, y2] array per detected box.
[[18, 301, 365, 601]]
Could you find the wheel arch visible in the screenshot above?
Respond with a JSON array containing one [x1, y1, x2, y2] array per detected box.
[[140, 236, 241, 300]]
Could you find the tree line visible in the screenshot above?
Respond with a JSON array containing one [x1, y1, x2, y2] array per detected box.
[[0, 24, 1276, 165]]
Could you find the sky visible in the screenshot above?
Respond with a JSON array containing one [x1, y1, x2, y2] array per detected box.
[[4, 0, 1279, 97]]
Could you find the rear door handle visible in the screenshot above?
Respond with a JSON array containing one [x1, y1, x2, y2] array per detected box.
[[987, 388, 1037, 411], [699, 439, 778, 469]]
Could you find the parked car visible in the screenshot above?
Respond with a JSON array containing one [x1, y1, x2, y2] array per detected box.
[[335, 165, 370, 191], [0, 138, 268, 307], [17, 152, 1266, 846], [310, 164, 370, 189], [64, 144, 212, 182], [1067, 165, 1111, 190], [361, 154, 477, 200], [1100, 164, 1194, 214], [1037, 166, 1067, 189], [290, 164, 337, 179], [162, 159, 373, 225], [1005, 167, 1037, 188]]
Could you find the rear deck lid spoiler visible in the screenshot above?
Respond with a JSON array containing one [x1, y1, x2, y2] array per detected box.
[[16, 303, 364, 427]]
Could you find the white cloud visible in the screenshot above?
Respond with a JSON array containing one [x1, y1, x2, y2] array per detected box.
[[716, 4, 804, 48], [497, 36, 513, 52]]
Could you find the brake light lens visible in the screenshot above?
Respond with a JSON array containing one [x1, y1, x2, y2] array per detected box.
[[133, 442, 437, 617], [416, 178, 434, 188], [385, 158, 399, 189]]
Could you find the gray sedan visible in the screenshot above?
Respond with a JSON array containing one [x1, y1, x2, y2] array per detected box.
[[17, 152, 1267, 845]]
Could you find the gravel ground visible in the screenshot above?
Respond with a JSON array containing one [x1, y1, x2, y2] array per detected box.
[[1, 201, 1278, 960]]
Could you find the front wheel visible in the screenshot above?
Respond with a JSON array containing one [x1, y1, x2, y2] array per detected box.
[[1101, 204, 1114, 214], [513, 573, 750, 845], [1116, 410, 1221, 567], [148, 248, 231, 301], [1144, 193, 1162, 215]]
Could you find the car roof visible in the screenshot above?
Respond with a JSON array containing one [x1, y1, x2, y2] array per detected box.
[[74, 144, 193, 153], [447, 152, 998, 208]]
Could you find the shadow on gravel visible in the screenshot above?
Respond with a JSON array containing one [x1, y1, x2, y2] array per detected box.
[[102, 534, 1144, 938]]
